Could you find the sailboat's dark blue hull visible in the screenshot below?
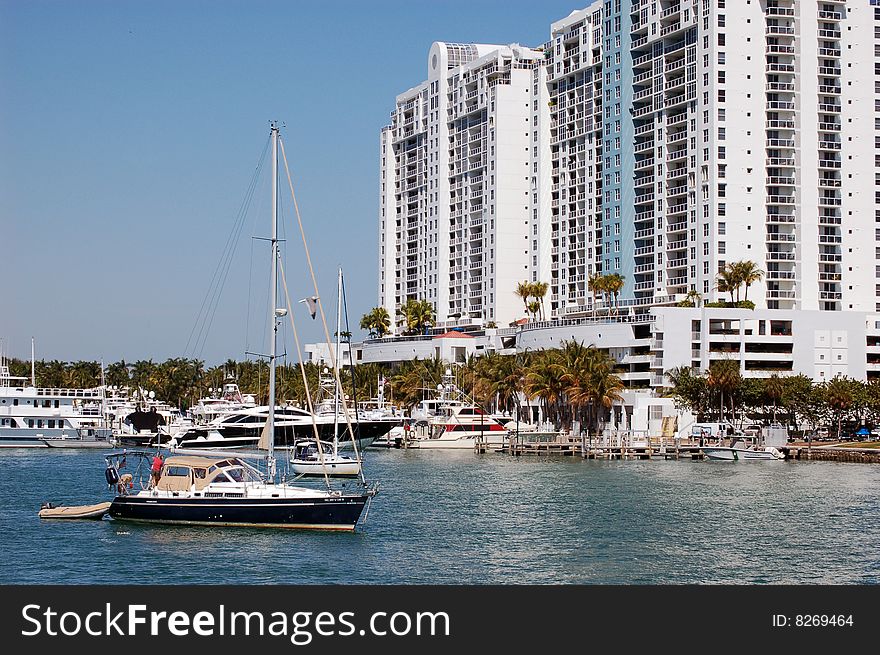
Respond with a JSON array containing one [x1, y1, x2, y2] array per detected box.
[[109, 494, 368, 531]]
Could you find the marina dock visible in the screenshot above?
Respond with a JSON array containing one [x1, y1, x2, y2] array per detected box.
[[482, 434, 880, 463], [483, 434, 707, 460]]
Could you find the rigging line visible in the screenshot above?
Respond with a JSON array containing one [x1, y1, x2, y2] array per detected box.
[[278, 137, 365, 486], [187, 142, 266, 358], [245, 234, 256, 356], [186, 136, 270, 358], [278, 257, 331, 490], [340, 271, 365, 463]]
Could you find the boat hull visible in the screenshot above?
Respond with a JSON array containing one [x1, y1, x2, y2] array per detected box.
[[174, 420, 388, 451], [41, 439, 114, 449], [290, 459, 361, 477], [703, 447, 783, 461], [108, 494, 368, 530]]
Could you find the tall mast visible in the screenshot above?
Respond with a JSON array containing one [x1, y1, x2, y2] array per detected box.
[[333, 267, 342, 457], [30, 337, 35, 386], [267, 122, 279, 477]]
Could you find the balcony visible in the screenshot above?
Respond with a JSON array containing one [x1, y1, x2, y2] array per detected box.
[[766, 25, 795, 36], [766, 195, 795, 205], [767, 101, 795, 111], [818, 140, 841, 151], [766, 290, 798, 299], [766, 176, 796, 186], [766, 138, 795, 148], [766, 63, 795, 73], [767, 252, 796, 261]]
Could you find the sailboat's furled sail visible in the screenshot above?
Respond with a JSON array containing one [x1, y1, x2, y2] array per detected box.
[[257, 420, 272, 450]]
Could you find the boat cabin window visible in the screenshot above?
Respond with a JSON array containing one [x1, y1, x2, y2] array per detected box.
[[193, 468, 207, 479], [225, 468, 250, 483], [166, 466, 191, 477], [210, 471, 234, 483]]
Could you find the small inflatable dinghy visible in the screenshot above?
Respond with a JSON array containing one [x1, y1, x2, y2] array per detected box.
[[38, 501, 111, 520]]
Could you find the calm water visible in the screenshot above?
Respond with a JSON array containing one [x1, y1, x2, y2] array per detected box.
[[2, 448, 879, 584]]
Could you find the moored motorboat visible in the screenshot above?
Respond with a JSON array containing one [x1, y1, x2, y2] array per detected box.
[[702, 436, 784, 461]]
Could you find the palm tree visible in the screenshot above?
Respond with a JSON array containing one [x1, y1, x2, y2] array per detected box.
[[716, 268, 738, 304], [398, 299, 435, 334], [588, 273, 605, 317], [360, 306, 391, 338], [532, 281, 549, 320], [524, 350, 565, 428], [558, 341, 623, 436], [765, 374, 785, 423], [824, 375, 854, 442], [604, 274, 625, 315], [731, 260, 764, 302], [515, 281, 532, 318], [527, 300, 541, 320], [707, 359, 741, 425]]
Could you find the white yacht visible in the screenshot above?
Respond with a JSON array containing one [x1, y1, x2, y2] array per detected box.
[[0, 352, 111, 448], [169, 403, 390, 451], [187, 380, 256, 424], [404, 369, 507, 450]]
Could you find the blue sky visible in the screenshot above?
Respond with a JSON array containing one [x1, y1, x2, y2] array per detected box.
[[0, 0, 582, 365]]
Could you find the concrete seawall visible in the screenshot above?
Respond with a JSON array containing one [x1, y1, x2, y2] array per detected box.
[[784, 447, 880, 464]]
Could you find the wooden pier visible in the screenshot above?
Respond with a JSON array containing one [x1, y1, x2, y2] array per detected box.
[[481, 433, 880, 464], [484, 434, 707, 460]]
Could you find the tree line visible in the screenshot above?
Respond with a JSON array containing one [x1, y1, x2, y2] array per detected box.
[[4, 341, 627, 434], [666, 361, 880, 439]]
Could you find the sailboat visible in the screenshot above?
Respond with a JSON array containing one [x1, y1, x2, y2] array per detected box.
[[291, 268, 361, 477], [104, 123, 376, 530]]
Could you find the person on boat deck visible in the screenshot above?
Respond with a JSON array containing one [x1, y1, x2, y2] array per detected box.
[[150, 453, 163, 487]]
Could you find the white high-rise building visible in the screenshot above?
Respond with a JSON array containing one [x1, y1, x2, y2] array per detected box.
[[379, 42, 546, 331], [379, 1, 878, 330]]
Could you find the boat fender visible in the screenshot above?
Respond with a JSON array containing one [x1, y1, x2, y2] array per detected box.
[[105, 466, 120, 486]]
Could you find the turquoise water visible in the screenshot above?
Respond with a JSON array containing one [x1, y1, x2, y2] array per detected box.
[[2, 449, 879, 584]]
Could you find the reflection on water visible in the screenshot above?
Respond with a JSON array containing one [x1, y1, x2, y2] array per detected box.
[[3, 448, 879, 584]]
